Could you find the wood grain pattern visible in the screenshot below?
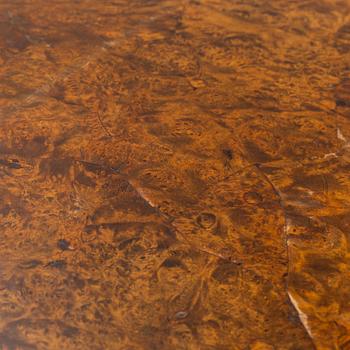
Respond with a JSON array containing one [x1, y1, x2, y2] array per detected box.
[[1, 0, 350, 349]]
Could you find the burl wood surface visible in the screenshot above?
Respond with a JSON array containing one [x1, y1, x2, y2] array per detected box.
[[1, 0, 350, 349]]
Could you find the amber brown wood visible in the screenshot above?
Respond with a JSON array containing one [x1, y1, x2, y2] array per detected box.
[[1, 0, 350, 349]]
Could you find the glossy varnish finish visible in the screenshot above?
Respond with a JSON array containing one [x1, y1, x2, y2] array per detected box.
[[1, 0, 350, 349]]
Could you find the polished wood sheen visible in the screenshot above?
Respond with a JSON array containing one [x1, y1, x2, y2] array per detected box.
[[1, 0, 350, 349]]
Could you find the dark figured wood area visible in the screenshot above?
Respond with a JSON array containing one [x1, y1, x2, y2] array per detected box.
[[1, 0, 350, 349]]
